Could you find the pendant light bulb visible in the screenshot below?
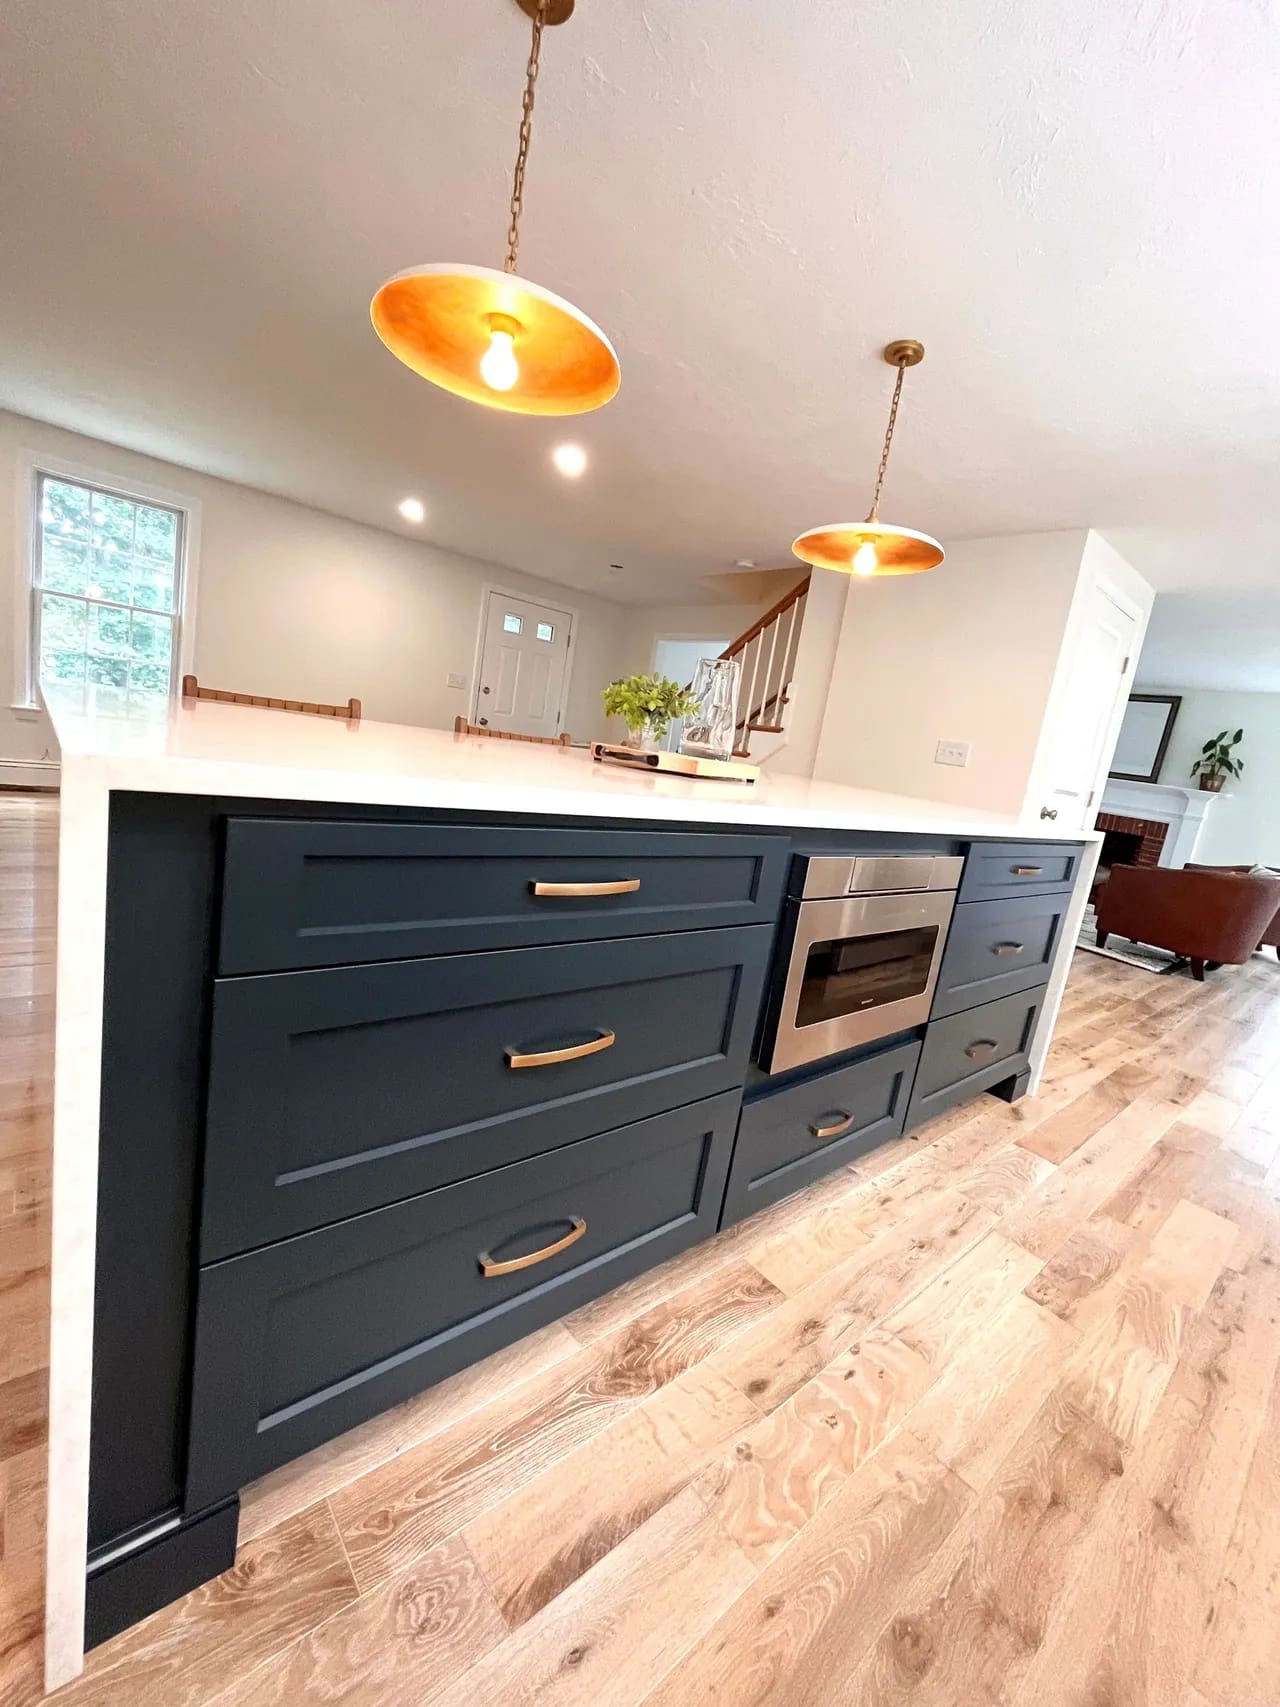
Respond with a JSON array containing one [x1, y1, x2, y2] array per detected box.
[[480, 318, 520, 392], [852, 541, 879, 577]]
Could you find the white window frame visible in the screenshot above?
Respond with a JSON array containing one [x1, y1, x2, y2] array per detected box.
[[11, 447, 202, 712]]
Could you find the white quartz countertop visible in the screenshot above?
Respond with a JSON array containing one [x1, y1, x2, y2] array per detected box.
[[46, 693, 1098, 841]]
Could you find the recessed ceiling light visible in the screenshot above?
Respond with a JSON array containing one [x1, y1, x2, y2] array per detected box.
[[552, 443, 588, 478], [398, 497, 426, 523]]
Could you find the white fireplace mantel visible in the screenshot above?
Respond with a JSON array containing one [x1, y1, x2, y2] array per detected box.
[[1098, 778, 1220, 867]]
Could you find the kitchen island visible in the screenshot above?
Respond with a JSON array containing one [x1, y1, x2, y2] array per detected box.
[[42, 695, 1098, 1690]]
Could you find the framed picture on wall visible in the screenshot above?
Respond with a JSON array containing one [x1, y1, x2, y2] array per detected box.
[[1110, 693, 1182, 784]]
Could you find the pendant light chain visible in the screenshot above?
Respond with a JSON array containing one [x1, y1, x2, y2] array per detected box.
[[504, 0, 547, 274], [866, 356, 908, 522]]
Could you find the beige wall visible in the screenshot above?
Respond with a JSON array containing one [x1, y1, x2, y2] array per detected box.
[[0, 410, 630, 763], [1139, 685, 1280, 865], [622, 603, 762, 679], [813, 532, 1090, 813]]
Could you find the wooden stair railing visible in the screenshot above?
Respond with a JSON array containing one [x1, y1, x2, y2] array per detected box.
[[181, 675, 361, 722], [716, 574, 810, 756]]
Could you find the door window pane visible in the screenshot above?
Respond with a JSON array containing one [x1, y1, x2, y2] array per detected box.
[[503, 612, 523, 634], [535, 621, 555, 643]]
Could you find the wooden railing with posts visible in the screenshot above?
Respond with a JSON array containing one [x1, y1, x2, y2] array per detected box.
[[181, 675, 361, 722], [719, 574, 810, 755]]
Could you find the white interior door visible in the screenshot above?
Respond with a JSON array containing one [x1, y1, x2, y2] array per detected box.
[[1038, 583, 1139, 827], [474, 592, 573, 737]]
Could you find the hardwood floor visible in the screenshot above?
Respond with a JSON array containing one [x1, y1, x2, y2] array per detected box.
[[3, 792, 1280, 1705]]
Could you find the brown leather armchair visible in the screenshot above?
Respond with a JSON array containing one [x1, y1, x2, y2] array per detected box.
[[1094, 864, 1280, 981], [1186, 864, 1280, 958]]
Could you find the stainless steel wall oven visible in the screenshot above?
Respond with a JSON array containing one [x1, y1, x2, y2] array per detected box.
[[759, 854, 962, 1074]]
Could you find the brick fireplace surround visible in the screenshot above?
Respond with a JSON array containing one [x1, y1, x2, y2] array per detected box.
[[1096, 812, 1169, 868]]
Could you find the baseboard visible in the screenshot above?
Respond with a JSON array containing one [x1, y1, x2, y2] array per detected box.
[[0, 758, 59, 790]]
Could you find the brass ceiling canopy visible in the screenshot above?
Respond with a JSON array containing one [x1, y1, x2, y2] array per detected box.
[[370, 0, 619, 415], [792, 340, 944, 578]]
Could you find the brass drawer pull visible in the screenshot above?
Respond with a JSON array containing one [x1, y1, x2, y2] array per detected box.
[[479, 1216, 586, 1278], [965, 1039, 1000, 1060], [531, 879, 641, 897], [1010, 866, 1043, 877], [810, 1111, 856, 1140], [506, 1029, 616, 1070], [992, 942, 1025, 957]]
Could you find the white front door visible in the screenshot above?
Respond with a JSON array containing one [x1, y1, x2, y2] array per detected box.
[[1039, 583, 1139, 827], [474, 592, 573, 737]]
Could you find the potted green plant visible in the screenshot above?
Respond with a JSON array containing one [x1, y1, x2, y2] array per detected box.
[[601, 672, 701, 749], [1190, 728, 1244, 792]]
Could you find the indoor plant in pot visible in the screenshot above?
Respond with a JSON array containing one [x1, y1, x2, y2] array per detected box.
[[601, 672, 700, 749], [1190, 728, 1244, 792]]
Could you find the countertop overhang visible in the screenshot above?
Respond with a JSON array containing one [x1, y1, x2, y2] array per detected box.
[[47, 695, 1100, 843]]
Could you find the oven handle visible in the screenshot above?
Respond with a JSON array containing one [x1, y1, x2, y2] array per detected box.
[[810, 1111, 856, 1140]]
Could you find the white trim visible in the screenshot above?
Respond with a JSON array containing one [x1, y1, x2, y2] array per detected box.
[[470, 583, 578, 735], [11, 446, 202, 711]]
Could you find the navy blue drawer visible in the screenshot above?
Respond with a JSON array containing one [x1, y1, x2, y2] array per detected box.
[[958, 840, 1086, 903], [721, 1039, 921, 1227], [201, 925, 770, 1260], [907, 988, 1043, 1129], [931, 892, 1067, 1019], [218, 819, 787, 973], [185, 1092, 742, 1508]]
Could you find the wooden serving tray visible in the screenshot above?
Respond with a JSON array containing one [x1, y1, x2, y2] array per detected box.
[[590, 743, 759, 783]]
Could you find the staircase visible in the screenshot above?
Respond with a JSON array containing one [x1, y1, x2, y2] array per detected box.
[[720, 574, 810, 758]]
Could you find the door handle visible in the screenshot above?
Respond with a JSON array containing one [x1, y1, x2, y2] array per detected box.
[[479, 1216, 586, 1278], [964, 1039, 1000, 1060], [1040, 807, 1059, 821], [506, 1029, 616, 1069], [810, 1111, 856, 1140], [1010, 866, 1043, 877], [531, 879, 641, 898], [991, 942, 1024, 957]]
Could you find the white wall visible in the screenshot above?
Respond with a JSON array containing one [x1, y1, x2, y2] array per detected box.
[[624, 603, 762, 680], [0, 409, 630, 763], [813, 531, 1090, 813], [1137, 684, 1280, 865]]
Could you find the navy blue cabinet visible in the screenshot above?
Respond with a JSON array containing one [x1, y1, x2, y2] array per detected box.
[[958, 840, 1085, 903], [721, 1039, 921, 1227], [907, 987, 1043, 1127], [185, 1092, 741, 1508], [218, 819, 787, 973], [932, 892, 1069, 1019], [201, 924, 771, 1259]]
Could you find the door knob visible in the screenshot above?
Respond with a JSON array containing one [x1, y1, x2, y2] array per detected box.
[[479, 717, 489, 726], [1040, 806, 1059, 821], [482, 685, 491, 695]]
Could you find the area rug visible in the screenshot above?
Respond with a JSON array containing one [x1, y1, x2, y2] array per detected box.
[[1076, 904, 1191, 975]]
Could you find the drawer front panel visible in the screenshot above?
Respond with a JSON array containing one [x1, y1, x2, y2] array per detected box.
[[932, 892, 1068, 1019], [908, 989, 1043, 1129], [722, 1040, 921, 1227], [958, 841, 1086, 904], [219, 819, 787, 973], [202, 926, 770, 1260], [185, 1093, 740, 1507]]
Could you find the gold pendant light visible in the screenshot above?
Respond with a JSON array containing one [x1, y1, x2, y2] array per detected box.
[[792, 340, 943, 577], [370, 0, 620, 416]]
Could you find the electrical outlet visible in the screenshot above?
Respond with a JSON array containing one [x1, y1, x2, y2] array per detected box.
[[447, 672, 466, 689], [935, 740, 971, 768]]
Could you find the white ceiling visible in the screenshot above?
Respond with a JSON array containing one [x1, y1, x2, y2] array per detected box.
[[2, 0, 1278, 681]]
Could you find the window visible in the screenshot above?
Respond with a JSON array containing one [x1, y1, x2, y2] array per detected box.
[[502, 612, 523, 635], [31, 472, 185, 711], [535, 621, 555, 643]]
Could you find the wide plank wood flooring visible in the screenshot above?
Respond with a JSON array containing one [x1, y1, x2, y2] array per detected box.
[[3, 792, 1280, 1706]]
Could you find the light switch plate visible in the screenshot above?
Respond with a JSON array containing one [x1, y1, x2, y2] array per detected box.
[[935, 740, 971, 768], [447, 672, 467, 689]]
